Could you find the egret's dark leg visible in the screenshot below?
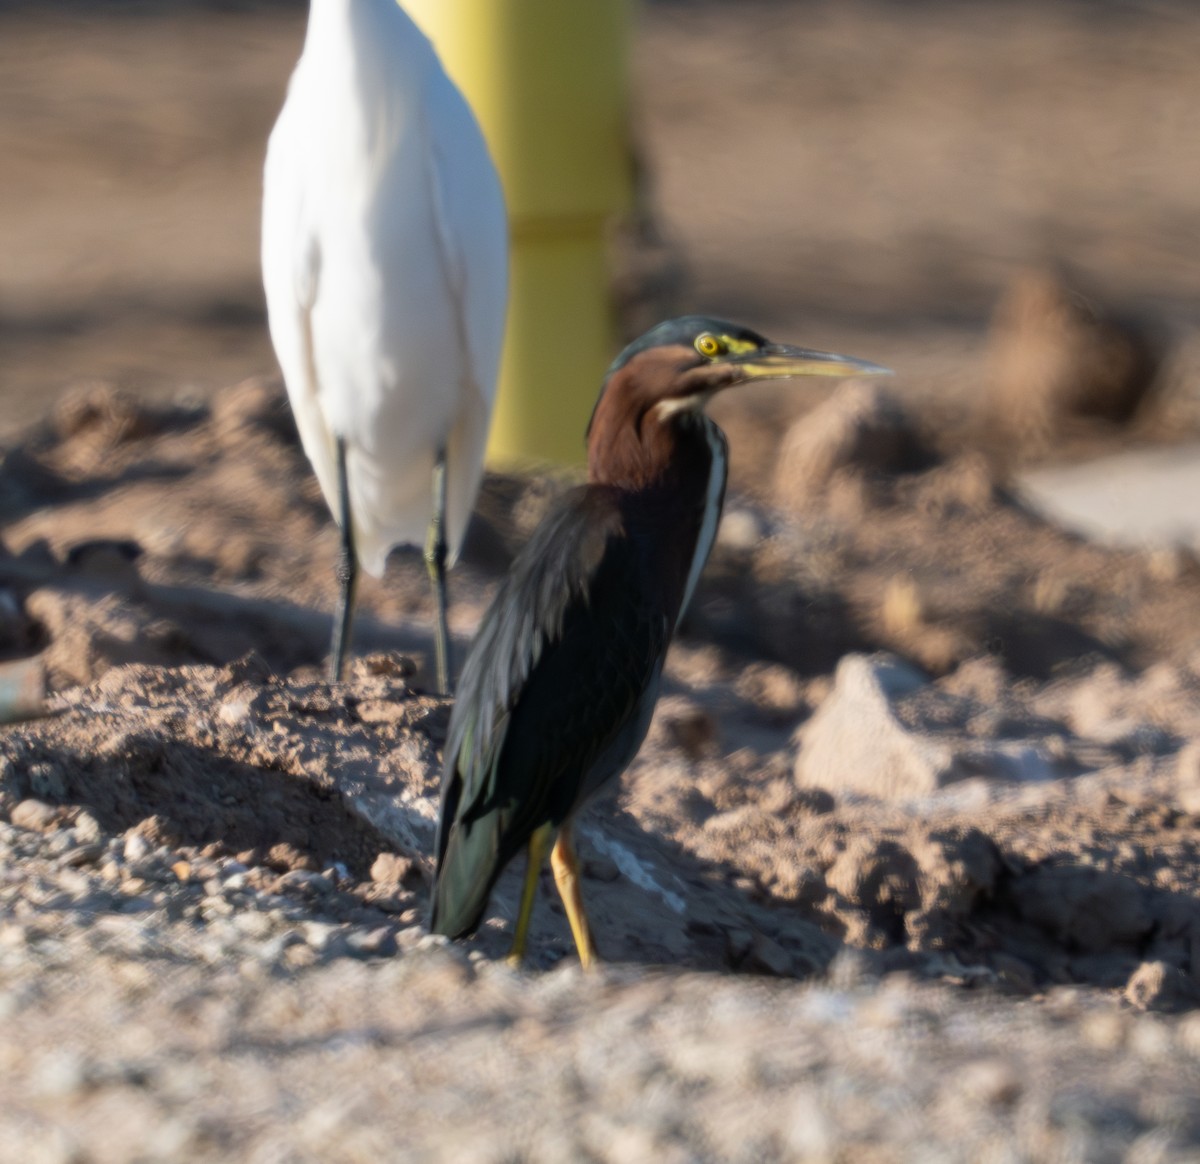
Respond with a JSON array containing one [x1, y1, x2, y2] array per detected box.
[[550, 825, 597, 970], [424, 446, 451, 695], [329, 437, 358, 683], [508, 822, 554, 968]]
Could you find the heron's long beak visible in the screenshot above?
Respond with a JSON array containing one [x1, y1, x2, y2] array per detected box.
[[730, 343, 892, 383]]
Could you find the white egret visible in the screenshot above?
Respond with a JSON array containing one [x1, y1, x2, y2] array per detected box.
[[262, 0, 508, 692]]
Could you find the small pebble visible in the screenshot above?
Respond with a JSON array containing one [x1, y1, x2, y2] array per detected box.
[[232, 911, 273, 939], [278, 870, 333, 896], [956, 1058, 1022, 1107], [11, 800, 60, 834], [1082, 1009, 1126, 1051], [716, 508, 764, 552], [200, 895, 235, 920], [123, 833, 151, 863], [302, 921, 342, 952], [45, 831, 79, 857], [31, 1051, 89, 1099], [73, 811, 104, 843], [370, 852, 413, 884], [284, 943, 318, 970], [345, 927, 398, 959]]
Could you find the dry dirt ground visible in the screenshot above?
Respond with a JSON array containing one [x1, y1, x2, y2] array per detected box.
[[6, 2, 1200, 1161], [2, 372, 1200, 1160]]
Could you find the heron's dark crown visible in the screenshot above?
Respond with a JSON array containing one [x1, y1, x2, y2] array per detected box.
[[602, 316, 768, 383]]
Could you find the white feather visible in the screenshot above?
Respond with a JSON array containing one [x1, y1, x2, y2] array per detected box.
[[677, 417, 728, 628], [262, 0, 507, 577]]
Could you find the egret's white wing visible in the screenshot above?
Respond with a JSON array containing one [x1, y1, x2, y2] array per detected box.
[[263, 2, 507, 577], [419, 65, 508, 564], [262, 80, 341, 517]]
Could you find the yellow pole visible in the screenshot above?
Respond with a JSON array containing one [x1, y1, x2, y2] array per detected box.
[[405, 0, 634, 468]]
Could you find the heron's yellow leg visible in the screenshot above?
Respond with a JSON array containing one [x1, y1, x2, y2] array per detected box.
[[507, 822, 554, 968], [550, 827, 598, 970]]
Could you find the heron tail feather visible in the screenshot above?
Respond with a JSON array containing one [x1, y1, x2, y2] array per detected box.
[[429, 813, 503, 939]]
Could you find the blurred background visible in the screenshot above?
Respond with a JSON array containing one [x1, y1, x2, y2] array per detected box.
[[3, 0, 1200, 489]]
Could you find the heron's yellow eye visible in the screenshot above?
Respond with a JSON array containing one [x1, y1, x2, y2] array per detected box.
[[695, 334, 723, 358]]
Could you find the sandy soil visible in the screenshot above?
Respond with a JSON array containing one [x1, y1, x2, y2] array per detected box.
[[4, 2, 1200, 1160]]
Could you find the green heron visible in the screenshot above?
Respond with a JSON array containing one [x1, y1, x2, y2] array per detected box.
[[430, 316, 890, 967], [262, 0, 507, 693]]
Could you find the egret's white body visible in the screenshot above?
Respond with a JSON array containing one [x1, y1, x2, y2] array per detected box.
[[262, 0, 507, 682]]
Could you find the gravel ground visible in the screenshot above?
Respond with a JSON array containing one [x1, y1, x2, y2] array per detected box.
[[3, 828, 1200, 1164]]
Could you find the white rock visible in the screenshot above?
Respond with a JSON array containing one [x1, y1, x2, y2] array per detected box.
[[794, 653, 1067, 799], [218, 699, 252, 727], [72, 810, 103, 843], [302, 921, 341, 952], [794, 655, 951, 798], [1019, 443, 1200, 552], [123, 832, 151, 863], [716, 507, 763, 552]]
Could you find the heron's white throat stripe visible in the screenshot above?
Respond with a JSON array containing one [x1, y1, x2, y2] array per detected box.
[[653, 391, 713, 420], [676, 416, 727, 630]]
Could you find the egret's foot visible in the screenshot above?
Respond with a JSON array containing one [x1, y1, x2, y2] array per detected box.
[[425, 450, 452, 696]]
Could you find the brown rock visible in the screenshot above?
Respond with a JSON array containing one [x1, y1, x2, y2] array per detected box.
[[733, 662, 806, 723], [129, 814, 182, 849], [359, 653, 417, 679], [211, 376, 296, 444], [370, 852, 415, 885], [64, 539, 143, 585], [266, 842, 319, 873], [985, 267, 1163, 453]]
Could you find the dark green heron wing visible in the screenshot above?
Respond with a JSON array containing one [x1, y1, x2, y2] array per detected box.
[[430, 484, 669, 938]]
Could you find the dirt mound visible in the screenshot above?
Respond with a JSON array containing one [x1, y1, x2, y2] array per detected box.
[[3, 639, 1198, 1002], [984, 267, 1166, 457], [0, 376, 1196, 999]]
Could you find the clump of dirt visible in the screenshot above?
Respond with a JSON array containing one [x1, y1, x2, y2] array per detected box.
[[983, 267, 1166, 460], [656, 754, 1200, 996]]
